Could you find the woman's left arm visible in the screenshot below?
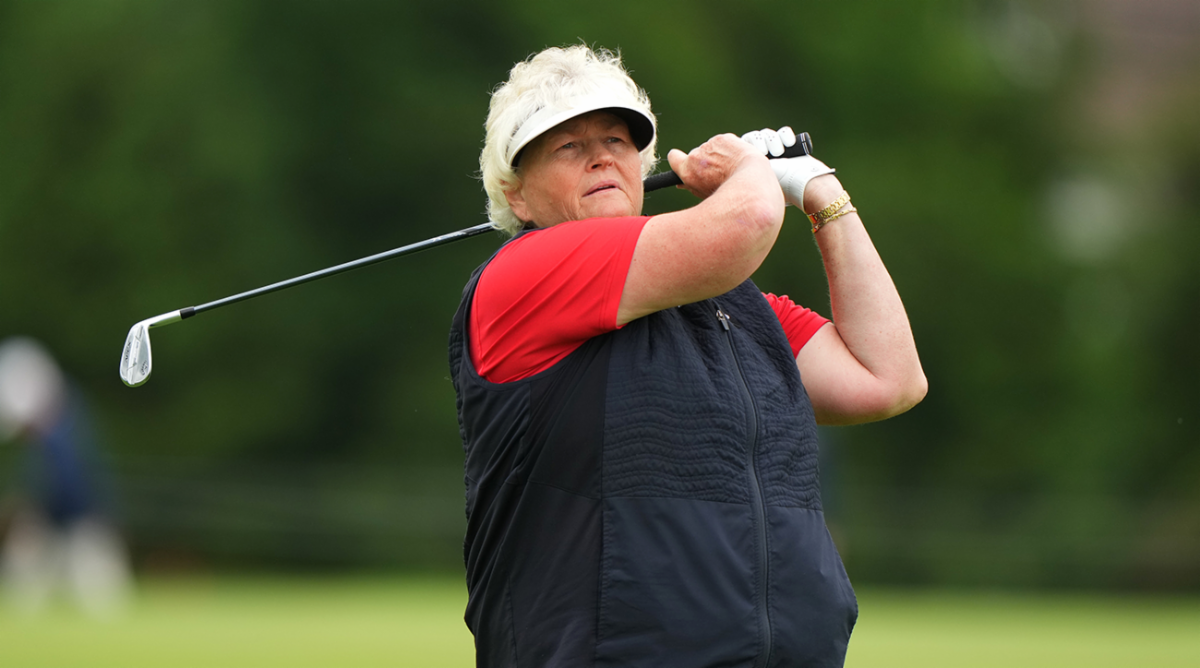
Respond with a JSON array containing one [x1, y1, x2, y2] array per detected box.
[[793, 174, 928, 425]]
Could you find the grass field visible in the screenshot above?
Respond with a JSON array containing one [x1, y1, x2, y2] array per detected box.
[[2, 574, 1197, 667]]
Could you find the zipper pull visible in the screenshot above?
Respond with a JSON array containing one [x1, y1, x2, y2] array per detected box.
[[716, 309, 731, 331]]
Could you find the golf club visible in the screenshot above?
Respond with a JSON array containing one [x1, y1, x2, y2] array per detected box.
[[119, 131, 813, 387]]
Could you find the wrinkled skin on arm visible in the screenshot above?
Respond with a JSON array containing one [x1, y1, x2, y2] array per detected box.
[[617, 135, 785, 325]]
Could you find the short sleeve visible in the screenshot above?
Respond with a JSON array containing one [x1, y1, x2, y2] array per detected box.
[[763, 292, 829, 358], [470, 216, 651, 383]]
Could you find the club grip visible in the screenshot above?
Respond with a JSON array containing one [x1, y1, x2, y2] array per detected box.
[[643, 131, 813, 193]]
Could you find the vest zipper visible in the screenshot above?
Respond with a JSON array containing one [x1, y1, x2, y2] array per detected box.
[[716, 307, 773, 668]]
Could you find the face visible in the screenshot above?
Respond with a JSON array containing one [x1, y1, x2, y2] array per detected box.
[[505, 111, 644, 228]]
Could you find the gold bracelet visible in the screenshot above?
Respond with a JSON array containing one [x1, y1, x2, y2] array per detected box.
[[808, 190, 853, 233], [811, 206, 856, 234], [811, 191, 851, 222]]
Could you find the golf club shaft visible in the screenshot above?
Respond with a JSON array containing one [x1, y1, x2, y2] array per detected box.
[[161, 131, 813, 323], [184, 222, 496, 319]]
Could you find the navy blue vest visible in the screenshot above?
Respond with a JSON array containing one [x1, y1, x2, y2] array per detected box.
[[449, 237, 857, 667]]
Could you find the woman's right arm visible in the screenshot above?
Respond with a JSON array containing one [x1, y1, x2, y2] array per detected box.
[[616, 134, 786, 326]]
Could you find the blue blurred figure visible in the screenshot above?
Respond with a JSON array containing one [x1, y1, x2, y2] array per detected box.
[[0, 337, 131, 617]]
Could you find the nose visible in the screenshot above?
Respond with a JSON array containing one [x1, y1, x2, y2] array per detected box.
[[587, 142, 617, 170]]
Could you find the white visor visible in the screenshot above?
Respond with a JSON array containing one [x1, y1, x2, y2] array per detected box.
[[506, 92, 655, 168]]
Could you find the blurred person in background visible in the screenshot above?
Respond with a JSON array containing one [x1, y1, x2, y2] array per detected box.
[[0, 336, 131, 617], [450, 45, 926, 667]]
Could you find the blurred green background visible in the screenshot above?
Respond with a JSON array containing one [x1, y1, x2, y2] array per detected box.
[[1, 0, 1198, 662]]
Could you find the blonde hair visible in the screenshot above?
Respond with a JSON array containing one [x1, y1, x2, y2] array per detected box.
[[480, 45, 658, 236]]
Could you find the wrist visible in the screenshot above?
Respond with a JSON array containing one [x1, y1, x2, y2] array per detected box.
[[808, 188, 856, 234], [802, 175, 843, 215]]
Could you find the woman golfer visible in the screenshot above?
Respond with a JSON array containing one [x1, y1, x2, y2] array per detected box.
[[449, 44, 926, 667]]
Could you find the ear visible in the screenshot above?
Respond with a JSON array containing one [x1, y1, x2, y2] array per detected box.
[[503, 182, 531, 222]]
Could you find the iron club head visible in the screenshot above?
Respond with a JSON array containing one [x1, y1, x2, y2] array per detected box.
[[119, 311, 184, 387], [119, 321, 152, 387]]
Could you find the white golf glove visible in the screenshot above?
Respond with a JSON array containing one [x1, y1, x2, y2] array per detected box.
[[741, 126, 835, 209]]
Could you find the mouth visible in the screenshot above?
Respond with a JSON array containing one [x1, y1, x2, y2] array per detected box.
[[584, 181, 620, 197]]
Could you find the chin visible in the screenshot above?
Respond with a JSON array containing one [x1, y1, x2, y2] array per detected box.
[[584, 202, 638, 220]]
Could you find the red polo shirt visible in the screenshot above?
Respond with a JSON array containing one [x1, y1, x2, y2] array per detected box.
[[470, 216, 828, 383]]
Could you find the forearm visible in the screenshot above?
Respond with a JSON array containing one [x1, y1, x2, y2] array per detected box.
[[807, 178, 926, 406], [619, 140, 785, 324], [694, 158, 786, 256], [671, 137, 785, 241]]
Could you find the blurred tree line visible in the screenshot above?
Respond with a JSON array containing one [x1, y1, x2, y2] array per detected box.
[[1, 0, 1197, 588]]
